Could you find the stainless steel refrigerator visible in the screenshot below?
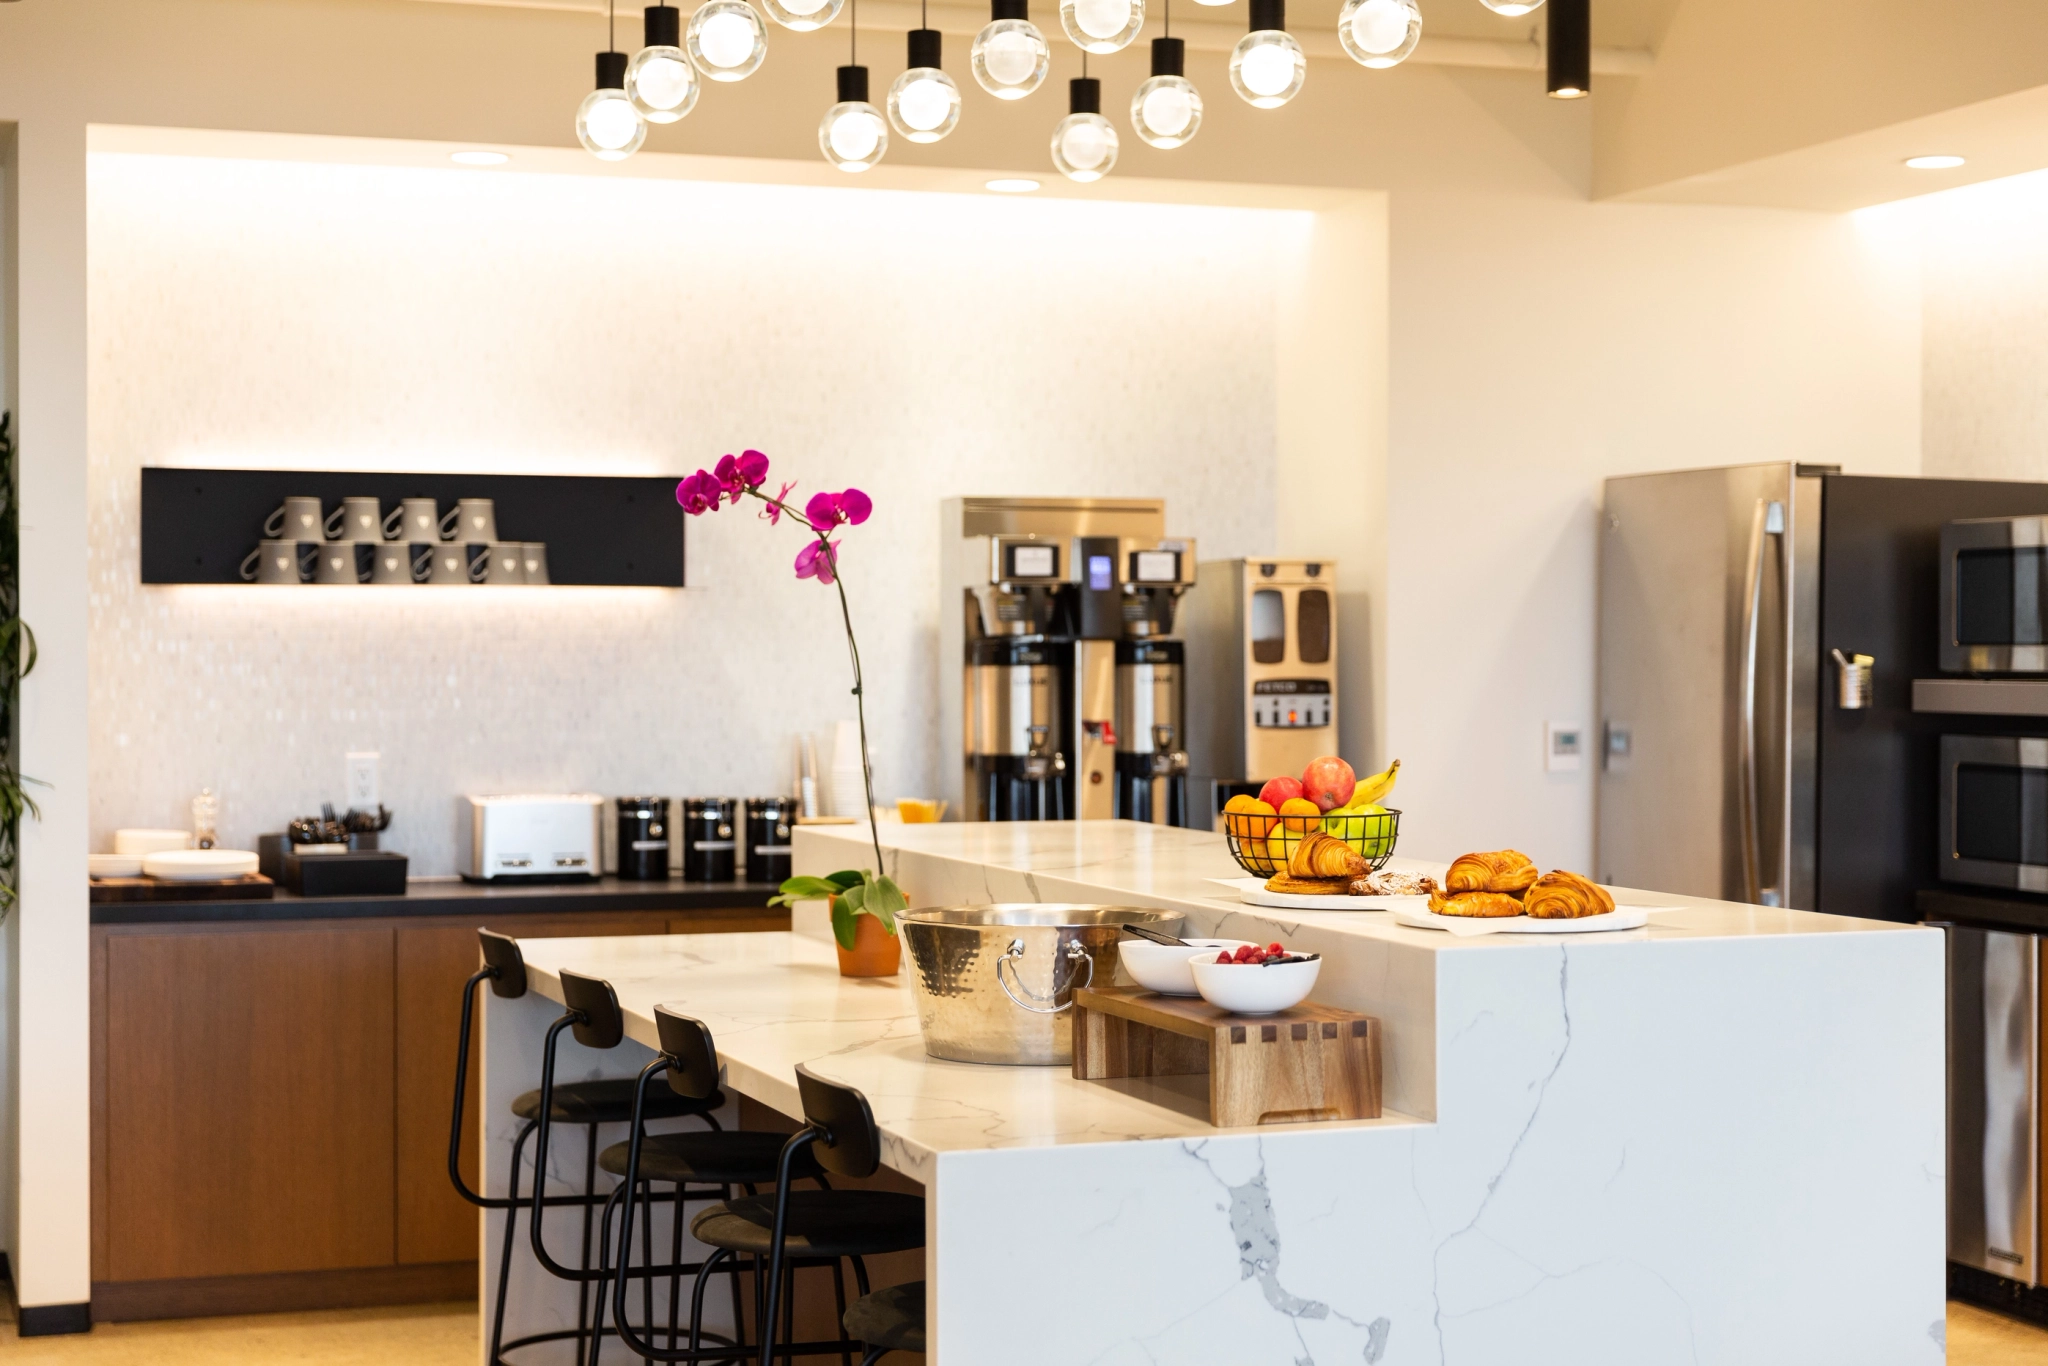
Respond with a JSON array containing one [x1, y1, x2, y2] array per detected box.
[[1596, 463, 2048, 921]]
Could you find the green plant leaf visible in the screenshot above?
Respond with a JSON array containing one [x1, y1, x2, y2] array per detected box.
[[837, 882, 867, 916], [830, 896, 858, 951], [768, 875, 852, 908], [825, 869, 864, 891], [867, 875, 906, 934]]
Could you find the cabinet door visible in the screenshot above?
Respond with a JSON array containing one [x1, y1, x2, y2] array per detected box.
[[103, 926, 396, 1281]]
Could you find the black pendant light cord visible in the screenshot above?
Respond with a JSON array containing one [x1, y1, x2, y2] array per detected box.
[[851, 0, 857, 64], [1163, 0, 1169, 39], [608, 0, 616, 52]]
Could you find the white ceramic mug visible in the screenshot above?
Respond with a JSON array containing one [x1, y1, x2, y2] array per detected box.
[[313, 542, 369, 585], [440, 498, 496, 543], [383, 497, 439, 542], [238, 539, 309, 585], [262, 496, 323, 541], [520, 542, 550, 585], [424, 544, 471, 585], [324, 496, 382, 542], [367, 543, 416, 585], [473, 542, 525, 585]]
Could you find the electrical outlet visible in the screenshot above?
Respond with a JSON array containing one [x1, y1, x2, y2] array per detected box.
[[1544, 722, 1583, 773], [346, 751, 380, 809]]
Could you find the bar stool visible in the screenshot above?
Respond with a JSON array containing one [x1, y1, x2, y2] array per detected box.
[[843, 1282, 925, 1365], [604, 1006, 829, 1362], [447, 931, 722, 1365], [682, 1064, 926, 1366]]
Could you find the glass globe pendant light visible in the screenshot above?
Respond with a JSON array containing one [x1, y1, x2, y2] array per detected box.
[[1478, 0, 1541, 15], [577, 42, 649, 161], [1337, 0, 1419, 68], [1229, 0, 1304, 108], [820, 3, 888, 172], [760, 0, 842, 32], [888, 24, 962, 142], [688, 0, 769, 81], [627, 4, 700, 122], [1130, 34, 1201, 149], [1060, 0, 1143, 56], [971, 0, 1051, 99], [1050, 71, 1118, 182]]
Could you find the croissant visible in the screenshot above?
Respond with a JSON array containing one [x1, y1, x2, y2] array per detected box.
[[1265, 873, 1352, 896], [1523, 870, 1615, 919], [1287, 830, 1370, 881], [1428, 888, 1526, 918], [1444, 850, 1539, 896]]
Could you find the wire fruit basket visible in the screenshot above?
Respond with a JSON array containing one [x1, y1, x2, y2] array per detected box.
[[1223, 808, 1401, 877]]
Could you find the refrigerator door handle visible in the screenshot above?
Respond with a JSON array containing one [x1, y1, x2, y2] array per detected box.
[[1740, 498, 1786, 907]]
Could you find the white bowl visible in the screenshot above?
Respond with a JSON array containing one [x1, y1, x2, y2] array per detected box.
[[88, 853, 144, 879], [1190, 954, 1321, 1016], [1119, 939, 1255, 996], [114, 828, 192, 856], [141, 849, 259, 882]]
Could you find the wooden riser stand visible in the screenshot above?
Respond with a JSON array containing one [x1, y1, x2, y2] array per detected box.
[[1071, 985, 1382, 1127]]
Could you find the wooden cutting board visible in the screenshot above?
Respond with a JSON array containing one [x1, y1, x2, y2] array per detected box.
[[89, 873, 275, 903], [1072, 984, 1381, 1127]]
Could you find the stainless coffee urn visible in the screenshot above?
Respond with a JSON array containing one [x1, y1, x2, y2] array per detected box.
[[940, 497, 1196, 824], [1113, 543, 1196, 825]]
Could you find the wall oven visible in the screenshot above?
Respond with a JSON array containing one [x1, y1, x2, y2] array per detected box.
[[1943, 515, 2048, 674], [1943, 735, 2048, 892]]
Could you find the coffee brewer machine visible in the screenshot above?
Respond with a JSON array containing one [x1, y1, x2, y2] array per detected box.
[[1185, 558, 1340, 825], [940, 497, 1196, 824]]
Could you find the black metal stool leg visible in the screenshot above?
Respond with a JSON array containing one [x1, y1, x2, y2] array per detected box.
[[576, 1121, 601, 1366], [490, 1118, 538, 1366], [831, 1261, 851, 1366]]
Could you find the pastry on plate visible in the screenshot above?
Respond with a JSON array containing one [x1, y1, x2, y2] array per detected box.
[[1265, 873, 1353, 896], [1350, 869, 1438, 897], [1428, 888, 1526, 918], [1287, 830, 1370, 881], [1523, 869, 1615, 919], [1444, 849, 1539, 896]]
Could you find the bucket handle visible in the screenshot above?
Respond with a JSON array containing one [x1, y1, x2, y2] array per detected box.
[[995, 938, 1092, 1015]]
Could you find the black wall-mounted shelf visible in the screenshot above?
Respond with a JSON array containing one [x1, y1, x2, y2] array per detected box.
[[140, 468, 685, 587]]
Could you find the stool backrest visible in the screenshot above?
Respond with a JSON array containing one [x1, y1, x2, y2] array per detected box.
[[478, 930, 527, 998], [794, 1063, 882, 1179], [558, 969, 624, 1050], [654, 1005, 720, 1100]]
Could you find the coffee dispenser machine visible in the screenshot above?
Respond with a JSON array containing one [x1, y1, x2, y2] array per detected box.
[[1185, 558, 1340, 824], [940, 497, 1197, 824]]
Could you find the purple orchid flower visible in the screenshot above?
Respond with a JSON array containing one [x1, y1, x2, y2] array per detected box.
[[794, 538, 840, 586], [676, 469, 722, 516], [760, 479, 798, 525], [714, 449, 771, 499], [804, 489, 873, 529]]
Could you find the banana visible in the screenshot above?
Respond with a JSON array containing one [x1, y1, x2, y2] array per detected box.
[[1348, 758, 1401, 809]]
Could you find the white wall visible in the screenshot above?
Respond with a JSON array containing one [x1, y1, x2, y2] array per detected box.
[[88, 152, 1299, 873], [1382, 191, 1924, 870]]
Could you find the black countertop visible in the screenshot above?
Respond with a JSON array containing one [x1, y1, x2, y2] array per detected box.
[[90, 876, 778, 925]]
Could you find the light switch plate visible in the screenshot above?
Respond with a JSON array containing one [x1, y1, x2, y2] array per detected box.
[[1545, 722, 1583, 773], [346, 751, 380, 809]]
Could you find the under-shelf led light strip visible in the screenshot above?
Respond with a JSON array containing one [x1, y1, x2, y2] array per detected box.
[[576, 0, 1594, 178]]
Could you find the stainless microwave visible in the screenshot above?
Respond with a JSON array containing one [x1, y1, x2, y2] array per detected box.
[[1943, 735, 2048, 892], [1943, 515, 2048, 673]]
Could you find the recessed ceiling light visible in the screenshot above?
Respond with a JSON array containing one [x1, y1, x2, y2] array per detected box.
[[1904, 154, 1965, 170], [986, 177, 1041, 193], [450, 150, 511, 166]]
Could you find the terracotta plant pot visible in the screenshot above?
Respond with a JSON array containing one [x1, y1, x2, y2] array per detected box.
[[834, 897, 902, 977]]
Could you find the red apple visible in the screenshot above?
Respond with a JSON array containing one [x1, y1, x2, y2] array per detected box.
[[1256, 776, 1304, 809], [1301, 756, 1357, 813]]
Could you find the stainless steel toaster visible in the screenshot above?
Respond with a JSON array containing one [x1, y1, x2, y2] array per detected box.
[[458, 794, 604, 881]]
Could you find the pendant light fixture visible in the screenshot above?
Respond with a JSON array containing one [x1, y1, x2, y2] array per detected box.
[[971, 0, 1052, 99], [1060, 0, 1143, 56], [1478, 0, 1541, 14], [1129, 6, 1201, 151], [688, 0, 769, 81], [1545, 0, 1588, 98], [888, 10, 963, 143], [1337, 0, 1420, 69], [577, 1, 649, 160], [760, 0, 842, 32], [627, 5, 700, 122], [1229, 0, 1304, 108], [820, 0, 889, 170], [1051, 64, 1118, 182]]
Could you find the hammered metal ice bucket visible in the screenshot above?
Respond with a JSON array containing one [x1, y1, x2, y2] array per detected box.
[[898, 904, 1186, 1065]]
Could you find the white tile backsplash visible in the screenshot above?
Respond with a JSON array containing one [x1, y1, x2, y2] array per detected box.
[[87, 153, 1295, 872]]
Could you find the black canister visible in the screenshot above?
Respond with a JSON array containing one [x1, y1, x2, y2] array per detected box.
[[682, 797, 738, 882], [616, 796, 670, 881], [745, 796, 797, 884]]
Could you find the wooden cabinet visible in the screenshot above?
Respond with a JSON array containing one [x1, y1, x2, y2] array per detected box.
[[92, 904, 784, 1320]]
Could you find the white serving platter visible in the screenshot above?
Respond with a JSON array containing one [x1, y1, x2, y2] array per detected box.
[[1387, 904, 1654, 937], [140, 849, 260, 881], [88, 853, 145, 879], [1207, 876, 1424, 913]]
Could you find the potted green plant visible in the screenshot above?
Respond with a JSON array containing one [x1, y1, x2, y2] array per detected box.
[[675, 452, 907, 976]]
